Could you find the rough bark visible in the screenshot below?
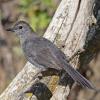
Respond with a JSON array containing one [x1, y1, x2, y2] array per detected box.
[[0, 0, 96, 100]]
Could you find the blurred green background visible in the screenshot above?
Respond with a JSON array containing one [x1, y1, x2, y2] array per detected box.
[[0, 0, 60, 93]]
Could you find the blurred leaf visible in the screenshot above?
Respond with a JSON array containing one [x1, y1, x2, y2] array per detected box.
[[20, 0, 32, 7], [12, 46, 23, 56], [38, 13, 51, 29], [42, 0, 53, 7], [29, 14, 38, 31]]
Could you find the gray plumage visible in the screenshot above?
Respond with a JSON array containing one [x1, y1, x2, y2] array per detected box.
[[7, 21, 96, 90]]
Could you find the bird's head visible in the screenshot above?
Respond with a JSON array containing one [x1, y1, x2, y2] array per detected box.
[[6, 21, 33, 39]]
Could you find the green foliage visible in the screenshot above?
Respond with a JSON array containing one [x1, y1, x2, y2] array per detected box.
[[42, 0, 53, 6], [19, 0, 58, 35]]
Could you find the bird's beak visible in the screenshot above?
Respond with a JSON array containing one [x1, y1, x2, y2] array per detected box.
[[6, 28, 14, 32]]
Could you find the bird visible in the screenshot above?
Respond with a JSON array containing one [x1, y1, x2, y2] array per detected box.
[[6, 21, 97, 91]]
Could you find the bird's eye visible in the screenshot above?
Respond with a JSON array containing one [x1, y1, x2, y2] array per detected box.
[[19, 26, 23, 29]]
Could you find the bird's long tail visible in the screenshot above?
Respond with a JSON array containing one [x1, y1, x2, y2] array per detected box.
[[63, 62, 98, 91]]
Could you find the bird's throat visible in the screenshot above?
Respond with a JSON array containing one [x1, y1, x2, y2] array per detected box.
[[19, 32, 38, 44]]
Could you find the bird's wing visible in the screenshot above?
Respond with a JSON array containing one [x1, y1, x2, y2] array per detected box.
[[34, 47, 62, 70], [23, 37, 63, 70]]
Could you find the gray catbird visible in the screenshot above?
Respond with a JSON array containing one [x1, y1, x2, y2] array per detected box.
[[6, 21, 97, 91]]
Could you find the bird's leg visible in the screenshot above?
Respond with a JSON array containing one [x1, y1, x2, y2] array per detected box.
[[68, 48, 85, 62]]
